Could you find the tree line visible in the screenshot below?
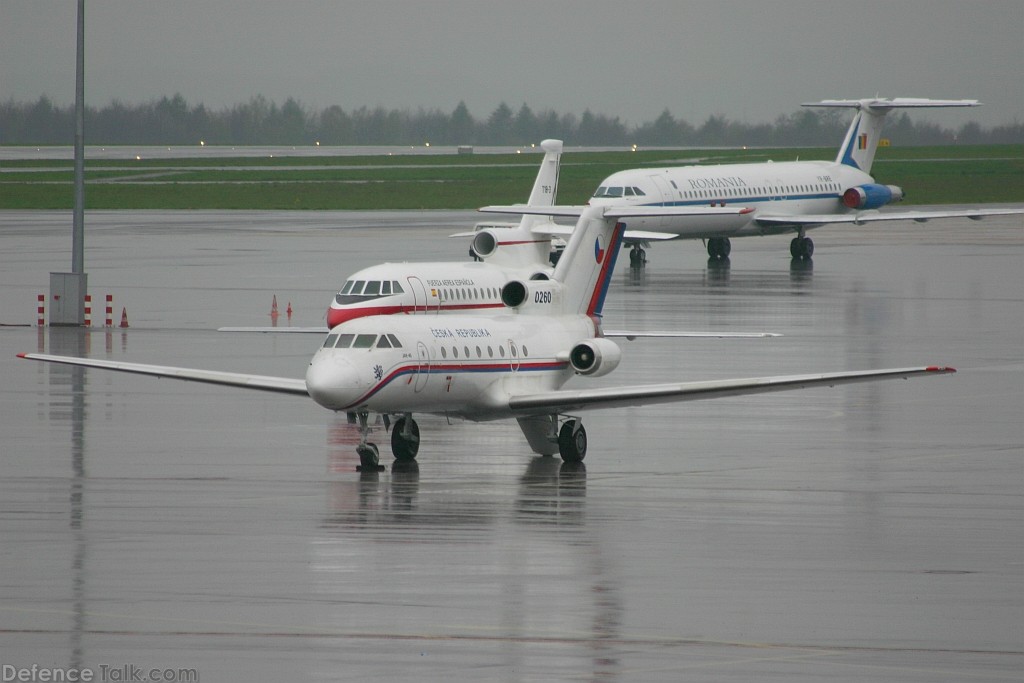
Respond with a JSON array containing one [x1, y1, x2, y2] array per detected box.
[[2, 94, 1021, 147]]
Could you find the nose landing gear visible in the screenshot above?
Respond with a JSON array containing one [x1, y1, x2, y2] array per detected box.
[[355, 411, 385, 472], [354, 411, 420, 471]]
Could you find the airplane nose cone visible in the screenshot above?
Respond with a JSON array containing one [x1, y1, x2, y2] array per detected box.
[[305, 353, 364, 411]]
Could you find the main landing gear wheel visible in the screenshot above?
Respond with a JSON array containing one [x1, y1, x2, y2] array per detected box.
[[629, 245, 646, 268], [790, 236, 814, 259], [707, 237, 731, 259], [558, 420, 587, 463], [391, 416, 420, 461]]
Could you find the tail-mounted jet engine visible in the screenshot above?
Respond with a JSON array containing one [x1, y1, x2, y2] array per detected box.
[[500, 279, 563, 313], [842, 184, 904, 210], [568, 338, 622, 377]]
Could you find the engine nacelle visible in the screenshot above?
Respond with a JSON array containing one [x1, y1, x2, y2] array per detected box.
[[470, 229, 500, 259], [842, 184, 904, 210], [500, 279, 563, 313], [469, 223, 555, 269], [569, 338, 622, 377]]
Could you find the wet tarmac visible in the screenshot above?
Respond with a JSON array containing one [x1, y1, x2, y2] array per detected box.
[[1, 209, 1022, 681]]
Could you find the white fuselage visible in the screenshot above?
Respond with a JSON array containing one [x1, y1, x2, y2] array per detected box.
[[306, 313, 595, 419], [590, 161, 873, 237], [327, 226, 556, 327]]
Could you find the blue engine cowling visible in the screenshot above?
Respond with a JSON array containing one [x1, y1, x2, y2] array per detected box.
[[842, 184, 904, 210]]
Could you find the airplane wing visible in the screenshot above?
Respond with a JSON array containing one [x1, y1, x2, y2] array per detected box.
[[507, 366, 954, 415], [214, 327, 775, 338], [17, 353, 309, 396], [756, 207, 1024, 228], [218, 326, 327, 333], [603, 330, 781, 339]]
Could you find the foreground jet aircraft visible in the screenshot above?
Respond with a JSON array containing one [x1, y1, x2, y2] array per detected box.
[[516, 98, 1023, 263], [20, 205, 954, 470]]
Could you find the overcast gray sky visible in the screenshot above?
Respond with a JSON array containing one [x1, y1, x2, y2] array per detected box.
[[2, 0, 1022, 130]]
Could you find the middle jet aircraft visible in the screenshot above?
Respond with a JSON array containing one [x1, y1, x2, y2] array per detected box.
[[20, 204, 955, 471], [320, 138, 679, 329]]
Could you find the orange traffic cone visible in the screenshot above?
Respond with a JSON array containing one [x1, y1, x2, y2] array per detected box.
[[119, 307, 129, 328], [270, 295, 280, 319]]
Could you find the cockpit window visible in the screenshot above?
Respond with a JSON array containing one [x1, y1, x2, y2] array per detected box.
[[353, 334, 377, 349], [377, 335, 393, 349], [592, 186, 625, 198], [336, 334, 354, 348], [386, 334, 403, 348], [323, 333, 339, 348], [632, 186, 645, 196], [335, 279, 405, 305]]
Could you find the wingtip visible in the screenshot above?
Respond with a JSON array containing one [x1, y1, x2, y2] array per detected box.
[[16, 352, 28, 359], [926, 365, 956, 374]]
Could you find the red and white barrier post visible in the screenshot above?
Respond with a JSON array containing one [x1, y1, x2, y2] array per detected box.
[[105, 294, 114, 327], [37, 294, 45, 327], [83, 294, 92, 327]]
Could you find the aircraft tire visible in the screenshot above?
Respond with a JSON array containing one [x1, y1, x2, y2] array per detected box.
[[791, 236, 814, 259], [558, 420, 587, 462], [391, 417, 420, 461], [357, 443, 380, 469], [708, 238, 730, 259]]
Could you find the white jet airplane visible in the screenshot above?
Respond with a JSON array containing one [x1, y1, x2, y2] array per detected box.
[[20, 204, 954, 471], [318, 138, 676, 328], [526, 98, 1023, 263], [323, 136, 562, 327]]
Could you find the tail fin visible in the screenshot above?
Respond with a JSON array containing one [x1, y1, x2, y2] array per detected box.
[[525, 139, 562, 207], [518, 139, 562, 232], [468, 139, 563, 269], [803, 98, 980, 174], [552, 206, 624, 317]]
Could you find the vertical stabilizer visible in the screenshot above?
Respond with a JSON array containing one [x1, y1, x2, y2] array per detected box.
[[803, 98, 980, 175], [525, 139, 562, 206], [552, 206, 624, 317], [518, 139, 562, 232]]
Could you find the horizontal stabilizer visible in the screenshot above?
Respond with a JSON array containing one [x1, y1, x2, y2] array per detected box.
[[803, 98, 980, 110], [534, 223, 678, 242]]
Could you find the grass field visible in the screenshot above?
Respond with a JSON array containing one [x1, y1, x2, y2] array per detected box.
[[2, 144, 1022, 210]]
